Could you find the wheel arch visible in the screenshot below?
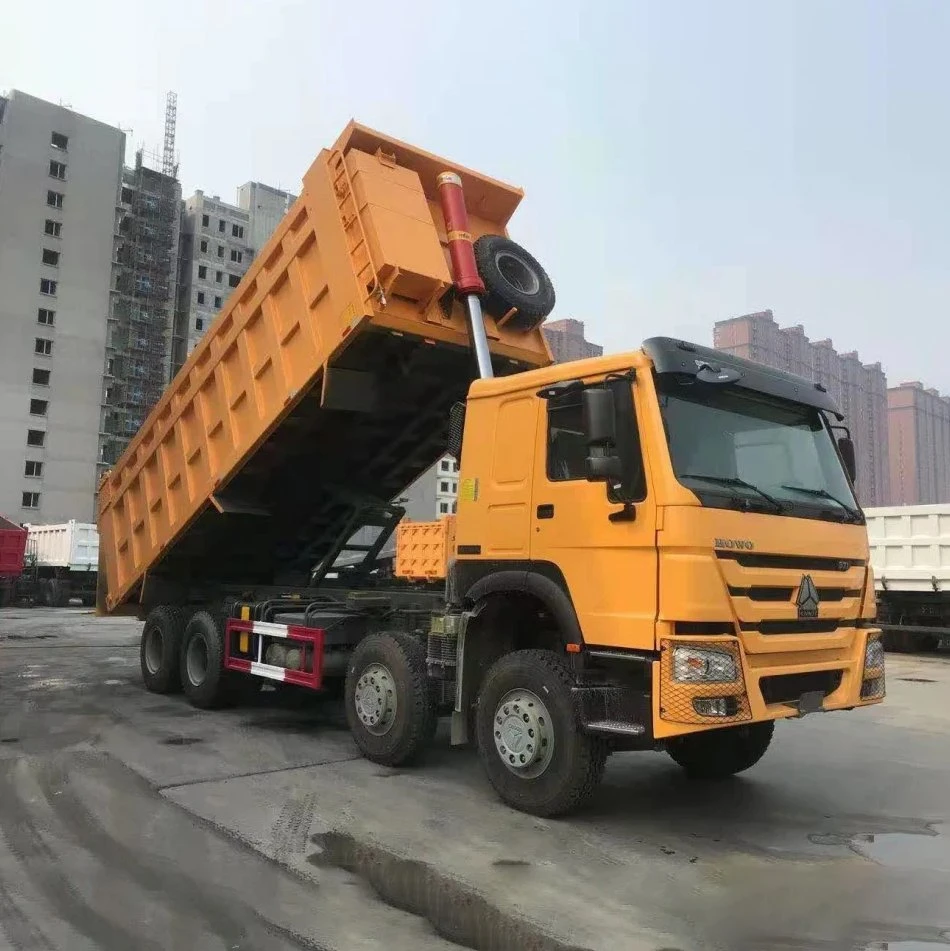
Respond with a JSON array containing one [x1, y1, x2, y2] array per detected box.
[[449, 565, 584, 747], [463, 567, 584, 651]]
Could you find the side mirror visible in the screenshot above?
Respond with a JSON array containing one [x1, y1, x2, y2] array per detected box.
[[582, 388, 619, 484], [582, 388, 616, 448], [838, 436, 857, 484]]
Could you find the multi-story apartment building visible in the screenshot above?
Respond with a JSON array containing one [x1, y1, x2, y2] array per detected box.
[[543, 318, 604, 363], [173, 191, 253, 371], [237, 181, 296, 256], [0, 91, 125, 522], [714, 310, 890, 506], [887, 382, 950, 505], [173, 185, 297, 372]]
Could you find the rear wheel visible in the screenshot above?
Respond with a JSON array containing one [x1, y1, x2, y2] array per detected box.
[[180, 611, 238, 709], [666, 721, 775, 779], [345, 632, 434, 767], [475, 649, 607, 817], [140, 606, 186, 694]]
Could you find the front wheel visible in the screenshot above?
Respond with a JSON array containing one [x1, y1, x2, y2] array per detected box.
[[475, 649, 607, 818], [345, 632, 435, 767], [666, 721, 775, 779]]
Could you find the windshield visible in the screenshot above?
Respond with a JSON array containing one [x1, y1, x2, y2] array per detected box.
[[656, 376, 860, 522]]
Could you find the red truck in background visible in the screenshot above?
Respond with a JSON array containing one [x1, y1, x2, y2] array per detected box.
[[0, 517, 28, 608]]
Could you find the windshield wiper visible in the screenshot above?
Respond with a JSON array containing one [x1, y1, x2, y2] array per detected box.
[[679, 473, 785, 514], [779, 484, 861, 523]]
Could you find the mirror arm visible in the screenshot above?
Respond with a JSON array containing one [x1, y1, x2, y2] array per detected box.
[[608, 502, 636, 523]]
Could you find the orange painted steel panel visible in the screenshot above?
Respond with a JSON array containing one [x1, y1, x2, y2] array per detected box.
[[394, 517, 456, 581], [97, 122, 550, 613]]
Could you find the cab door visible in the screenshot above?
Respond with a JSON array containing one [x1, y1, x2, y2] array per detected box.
[[529, 381, 658, 651]]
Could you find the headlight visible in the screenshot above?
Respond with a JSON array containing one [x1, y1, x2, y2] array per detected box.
[[672, 646, 738, 683], [864, 638, 885, 671]]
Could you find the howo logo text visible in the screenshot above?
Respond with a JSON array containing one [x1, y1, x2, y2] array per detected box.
[[714, 538, 755, 550]]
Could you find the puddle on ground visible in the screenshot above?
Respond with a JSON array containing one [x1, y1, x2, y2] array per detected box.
[[864, 943, 950, 950], [851, 823, 950, 872], [898, 677, 937, 683]]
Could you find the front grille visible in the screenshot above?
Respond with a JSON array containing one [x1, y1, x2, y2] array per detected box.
[[761, 670, 843, 704], [729, 586, 861, 603], [729, 586, 794, 602], [716, 551, 864, 572], [740, 619, 842, 635], [674, 621, 735, 636]]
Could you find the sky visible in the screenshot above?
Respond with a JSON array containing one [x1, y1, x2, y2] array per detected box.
[[3, 0, 948, 390]]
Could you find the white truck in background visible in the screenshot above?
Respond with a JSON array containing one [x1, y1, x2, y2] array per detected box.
[[23, 521, 99, 607], [865, 504, 950, 651]]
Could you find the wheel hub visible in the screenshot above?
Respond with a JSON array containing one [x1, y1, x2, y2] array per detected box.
[[185, 634, 209, 687], [354, 663, 397, 736], [144, 628, 163, 675], [493, 689, 554, 778]]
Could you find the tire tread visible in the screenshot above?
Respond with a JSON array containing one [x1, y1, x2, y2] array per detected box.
[[477, 649, 607, 817]]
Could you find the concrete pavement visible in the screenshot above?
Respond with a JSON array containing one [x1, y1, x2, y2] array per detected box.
[[1, 608, 949, 950]]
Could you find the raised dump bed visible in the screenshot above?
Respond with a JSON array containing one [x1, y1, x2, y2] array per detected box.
[[98, 122, 551, 614]]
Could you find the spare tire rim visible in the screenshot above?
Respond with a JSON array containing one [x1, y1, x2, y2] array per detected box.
[[144, 627, 163, 675], [354, 662, 397, 736], [493, 688, 554, 779], [495, 250, 541, 296], [185, 633, 209, 687]]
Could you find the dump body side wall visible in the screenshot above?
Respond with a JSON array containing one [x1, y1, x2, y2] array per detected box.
[[865, 504, 950, 593], [98, 124, 551, 613], [26, 521, 99, 571]]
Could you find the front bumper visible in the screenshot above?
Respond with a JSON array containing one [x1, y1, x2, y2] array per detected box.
[[651, 627, 885, 739]]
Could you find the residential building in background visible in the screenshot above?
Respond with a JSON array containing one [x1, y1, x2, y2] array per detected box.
[[543, 318, 604, 362], [0, 91, 125, 522], [173, 191, 253, 371], [887, 382, 950, 504], [102, 152, 181, 470], [714, 310, 890, 506], [237, 181, 297, 255], [173, 184, 297, 372]]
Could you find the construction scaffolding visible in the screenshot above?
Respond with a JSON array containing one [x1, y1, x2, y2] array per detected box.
[[100, 149, 181, 468]]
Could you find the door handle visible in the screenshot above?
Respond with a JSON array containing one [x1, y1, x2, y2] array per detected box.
[[536, 504, 555, 519]]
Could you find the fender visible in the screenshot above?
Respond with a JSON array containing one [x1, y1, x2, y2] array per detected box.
[[463, 567, 584, 647]]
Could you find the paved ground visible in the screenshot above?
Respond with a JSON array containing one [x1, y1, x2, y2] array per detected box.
[[1, 609, 949, 951]]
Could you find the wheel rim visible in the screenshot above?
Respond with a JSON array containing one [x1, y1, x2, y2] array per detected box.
[[495, 251, 540, 296], [185, 634, 209, 687], [493, 689, 554, 779], [354, 663, 397, 736], [144, 627, 164, 675]]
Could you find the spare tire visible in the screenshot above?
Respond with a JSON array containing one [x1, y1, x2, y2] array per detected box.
[[474, 235, 555, 326]]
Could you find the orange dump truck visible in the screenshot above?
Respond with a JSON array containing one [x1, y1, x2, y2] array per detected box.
[[99, 122, 884, 817]]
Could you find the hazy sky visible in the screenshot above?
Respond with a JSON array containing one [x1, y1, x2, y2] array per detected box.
[[3, 0, 947, 389]]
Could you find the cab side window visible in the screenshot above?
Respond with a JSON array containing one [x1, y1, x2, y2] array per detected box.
[[546, 395, 587, 481], [546, 387, 649, 500]]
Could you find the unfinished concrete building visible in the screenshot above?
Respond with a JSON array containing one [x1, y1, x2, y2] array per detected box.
[[101, 151, 181, 470]]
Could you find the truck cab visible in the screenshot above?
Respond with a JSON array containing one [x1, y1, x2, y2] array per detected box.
[[435, 336, 883, 812]]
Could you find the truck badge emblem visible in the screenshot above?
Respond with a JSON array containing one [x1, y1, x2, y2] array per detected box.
[[715, 538, 754, 550], [796, 575, 820, 619]]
